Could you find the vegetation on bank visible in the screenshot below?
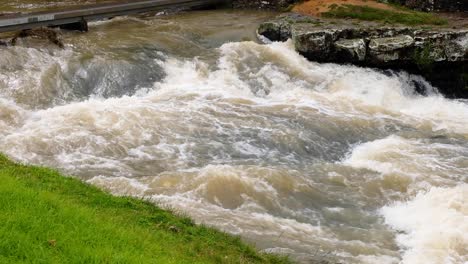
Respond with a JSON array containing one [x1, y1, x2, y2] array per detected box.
[[0, 154, 290, 264], [323, 4, 447, 25], [412, 43, 435, 70]]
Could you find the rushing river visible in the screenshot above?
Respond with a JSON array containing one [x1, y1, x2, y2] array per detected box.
[[0, 7, 467, 264]]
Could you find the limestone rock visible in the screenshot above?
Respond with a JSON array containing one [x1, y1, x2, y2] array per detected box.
[[368, 35, 414, 62], [257, 13, 468, 98], [293, 28, 338, 61], [334, 38, 367, 61], [369, 35, 414, 52]]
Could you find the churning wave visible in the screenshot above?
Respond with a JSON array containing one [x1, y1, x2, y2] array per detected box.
[[1, 29, 467, 264]]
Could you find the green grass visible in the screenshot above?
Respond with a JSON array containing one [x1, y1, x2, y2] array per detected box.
[[0, 154, 291, 264], [323, 4, 448, 26]]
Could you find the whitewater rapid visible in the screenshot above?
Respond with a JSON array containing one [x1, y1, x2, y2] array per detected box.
[[0, 10, 466, 264]]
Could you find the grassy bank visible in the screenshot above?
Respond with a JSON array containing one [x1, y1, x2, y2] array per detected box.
[[323, 4, 447, 25], [0, 154, 290, 264]]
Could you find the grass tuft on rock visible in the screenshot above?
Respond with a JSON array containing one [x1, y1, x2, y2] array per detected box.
[[323, 4, 447, 25], [0, 154, 291, 264]]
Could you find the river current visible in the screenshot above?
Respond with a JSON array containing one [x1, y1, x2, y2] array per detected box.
[[0, 8, 467, 264]]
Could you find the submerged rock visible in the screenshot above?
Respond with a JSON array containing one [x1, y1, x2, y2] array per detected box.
[[10, 27, 64, 48], [258, 14, 468, 98]]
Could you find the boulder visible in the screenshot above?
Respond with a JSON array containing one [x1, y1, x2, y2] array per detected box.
[[368, 35, 414, 62], [334, 38, 367, 62], [293, 28, 339, 61]]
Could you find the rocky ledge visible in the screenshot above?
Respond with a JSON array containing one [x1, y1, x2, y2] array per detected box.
[[258, 14, 468, 98]]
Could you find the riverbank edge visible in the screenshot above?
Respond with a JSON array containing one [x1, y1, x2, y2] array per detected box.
[[256, 13, 467, 98], [0, 154, 291, 263], [230, 1, 467, 98]]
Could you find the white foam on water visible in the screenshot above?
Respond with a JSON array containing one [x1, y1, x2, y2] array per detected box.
[[343, 135, 468, 186], [345, 135, 468, 263], [88, 175, 150, 196], [87, 163, 401, 263], [152, 40, 468, 136], [0, 98, 28, 136], [381, 185, 468, 264], [355, 254, 400, 264], [2, 40, 468, 137], [1, 31, 468, 264], [87, 164, 334, 249]]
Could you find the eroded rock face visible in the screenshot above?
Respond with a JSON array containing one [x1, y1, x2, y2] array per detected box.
[[294, 29, 339, 61], [257, 14, 468, 97], [334, 38, 367, 62], [368, 35, 415, 62]]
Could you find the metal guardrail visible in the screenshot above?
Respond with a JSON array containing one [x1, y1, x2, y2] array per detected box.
[[0, 0, 228, 33]]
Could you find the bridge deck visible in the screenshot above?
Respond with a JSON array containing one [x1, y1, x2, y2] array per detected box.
[[0, 0, 227, 33]]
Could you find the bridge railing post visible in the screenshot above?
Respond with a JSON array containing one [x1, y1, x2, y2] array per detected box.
[[59, 18, 88, 32]]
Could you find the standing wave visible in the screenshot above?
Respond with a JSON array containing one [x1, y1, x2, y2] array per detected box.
[[1, 37, 467, 263]]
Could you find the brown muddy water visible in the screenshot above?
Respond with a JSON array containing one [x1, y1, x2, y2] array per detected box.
[[0, 5, 467, 264]]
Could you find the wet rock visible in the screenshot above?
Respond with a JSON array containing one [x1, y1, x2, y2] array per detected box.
[[412, 31, 468, 63], [257, 20, 284, 41], [369, 35, 415, 52], [334, 38, 367, 62], [258, 14, 468, 98], [368, 35, 415, 62], [293, 29, 338, 61], [257, 13, 319, 41], [10, 27, 64, 48]]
